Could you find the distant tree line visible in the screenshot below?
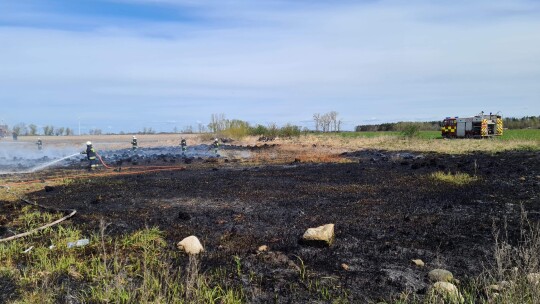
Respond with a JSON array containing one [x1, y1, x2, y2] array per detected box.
[[355, 121, 441, 132], [502, 116, 540, 129], [355, 116, 540, 132], [138, 127, 156, 134], [8, 122, 75, 136]]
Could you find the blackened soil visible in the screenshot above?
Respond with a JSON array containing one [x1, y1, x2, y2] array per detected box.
[[0, 273, 18, 304], [16, 150, 540, 302]]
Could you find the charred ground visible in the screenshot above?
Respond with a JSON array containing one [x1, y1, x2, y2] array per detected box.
[[2, 148, 539, 302]]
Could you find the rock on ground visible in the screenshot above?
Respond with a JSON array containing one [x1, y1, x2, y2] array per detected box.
[[527, 273, 540, 285], [428, 269, 454, 282], [430, 282, 464, 303], [177, 235, 204, 255], [300, 223, 335, 247], [383, 267, 426, 293], [411, 259, 425, 267]]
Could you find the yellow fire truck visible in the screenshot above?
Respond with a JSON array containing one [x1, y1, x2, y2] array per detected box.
[[442, 112, 503, 138]]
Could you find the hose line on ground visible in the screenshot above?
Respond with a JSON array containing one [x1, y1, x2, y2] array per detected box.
[[96, 152, 113, 169], [0, 185, 77, 243]]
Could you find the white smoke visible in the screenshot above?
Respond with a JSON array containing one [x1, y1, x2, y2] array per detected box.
[[0, 141, 81, 174]]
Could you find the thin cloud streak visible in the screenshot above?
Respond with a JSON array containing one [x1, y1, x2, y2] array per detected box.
[[0, 0, 539, 132]]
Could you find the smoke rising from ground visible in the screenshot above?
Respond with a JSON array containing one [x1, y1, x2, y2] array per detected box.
[[0, 141, 250, 174], [0, 141, 81, 174]]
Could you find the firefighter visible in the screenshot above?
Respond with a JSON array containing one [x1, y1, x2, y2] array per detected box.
[[81, 141, 98, 170], [131, 136, 138, 151], [180, 138, 187, 157], [36, 138, 43, 150], [212, 138, 219, 155]]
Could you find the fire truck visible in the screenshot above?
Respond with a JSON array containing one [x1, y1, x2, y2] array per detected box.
[[441, 112, 503, 138]]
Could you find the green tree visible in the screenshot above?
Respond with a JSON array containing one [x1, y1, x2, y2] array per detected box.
[[28, 124, 38, 136], [12, 123, 27, 136], [43, 125, 55, 136], [55, 127, 65, 136]]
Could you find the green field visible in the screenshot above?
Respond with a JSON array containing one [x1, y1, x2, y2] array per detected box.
[[332, 129, 540, 141]]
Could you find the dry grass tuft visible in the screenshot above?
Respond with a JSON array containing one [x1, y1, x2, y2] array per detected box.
[[431, 171, 479, 185]]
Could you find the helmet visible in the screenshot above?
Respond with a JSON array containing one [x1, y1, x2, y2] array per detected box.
[[86, 141, 92, 146], [133, 136, 136, 139], [38, 138, 41, 140], [214, 138, 218, 141]]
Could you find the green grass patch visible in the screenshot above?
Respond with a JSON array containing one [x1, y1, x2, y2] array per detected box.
[[331, 131, 442, 139], [332, 129, 540, 141], [498, 129, 540, 141], [431, 171, 478, 185], [0, 208, 244, 303]]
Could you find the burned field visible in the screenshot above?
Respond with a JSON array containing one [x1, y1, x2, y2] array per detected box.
[[2, 147, 538, 302]]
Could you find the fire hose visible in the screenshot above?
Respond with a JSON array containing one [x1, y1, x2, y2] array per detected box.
[[0, 185, 77, 243], [96, 152, 113, 169]]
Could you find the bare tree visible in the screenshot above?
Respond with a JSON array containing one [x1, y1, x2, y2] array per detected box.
[[89, 128, 102, 135], [140, 127, 155, 134], [329, 111, 338, 131], [313, 113, 321, 132], [182, 125, 193, 133], [208, 113, 226, 133], [321, 113, 331, 132], [313, 111, 341, 132], [197, 123, 207, 133]]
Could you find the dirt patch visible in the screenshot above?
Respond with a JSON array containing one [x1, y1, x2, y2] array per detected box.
[[2, 150, 539, 301]]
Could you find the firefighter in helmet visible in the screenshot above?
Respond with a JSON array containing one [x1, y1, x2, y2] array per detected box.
[[180, 138, 187, 157], [212, 138, 219, 155], [131, 136, 138, 151], [36, 138, 43, 150], [81, 141, 98, 170]]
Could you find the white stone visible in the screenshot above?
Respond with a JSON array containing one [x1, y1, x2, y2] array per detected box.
[[486, 284, 502, 292], [302, 224, 335, 246], [431, 282, 464, 303], [411, 259, 425, 267], [177, 236, 204, 255], [527, 273, 540, 285], [428, 268, 454, 282]]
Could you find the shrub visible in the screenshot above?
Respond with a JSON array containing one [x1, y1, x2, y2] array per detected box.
[[400, 124, 421, 139]]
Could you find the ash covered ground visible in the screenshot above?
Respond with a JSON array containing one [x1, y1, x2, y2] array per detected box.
[[2, 144, 538, 302]]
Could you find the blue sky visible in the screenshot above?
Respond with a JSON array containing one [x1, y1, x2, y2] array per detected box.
[[0, 0, 539, 133]]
